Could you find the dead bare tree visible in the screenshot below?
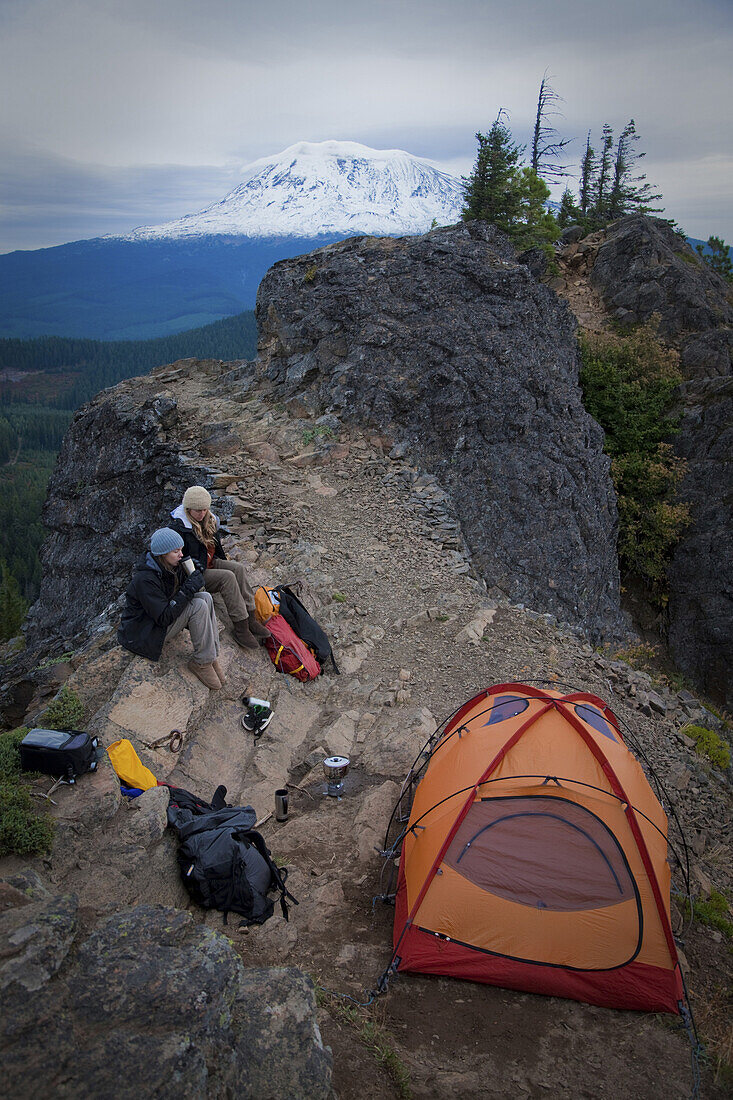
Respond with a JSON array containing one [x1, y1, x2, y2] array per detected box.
[[530, 73, 572, 182]]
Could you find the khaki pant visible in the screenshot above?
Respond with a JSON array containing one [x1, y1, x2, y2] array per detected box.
[[165, 591, 219, 665], [204, 559, 256, 623]]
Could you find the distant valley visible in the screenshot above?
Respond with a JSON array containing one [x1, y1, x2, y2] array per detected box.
[[0, 235, 329, 341]]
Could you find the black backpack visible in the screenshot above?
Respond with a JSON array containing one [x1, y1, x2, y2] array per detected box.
[[277, 584, 340, 673], [166, 785, 298, 926], [20, 728, 99, 783]]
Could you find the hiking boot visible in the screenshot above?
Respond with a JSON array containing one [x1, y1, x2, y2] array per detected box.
[[247, 612, 271, 640], [232, 619, 259, 650], [212, 657, 227, 686], [187, 660, 221, 690]]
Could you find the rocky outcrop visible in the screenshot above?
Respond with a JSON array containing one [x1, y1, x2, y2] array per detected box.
[[24, 363, 216, 649], [255, 222, 624, 641], [578, 215, 733, 706], [667, 377, 733, 709], [1, 875, 332, 1099], [588, 214, 733, 358]]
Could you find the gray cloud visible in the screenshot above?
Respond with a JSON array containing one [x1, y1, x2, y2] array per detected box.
[[0, 0, 731, 251]]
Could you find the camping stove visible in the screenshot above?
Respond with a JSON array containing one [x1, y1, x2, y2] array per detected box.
[[323, 756, 350, 799]]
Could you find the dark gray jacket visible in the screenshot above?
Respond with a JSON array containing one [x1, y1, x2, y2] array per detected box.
[[117, 551, 205, 661]]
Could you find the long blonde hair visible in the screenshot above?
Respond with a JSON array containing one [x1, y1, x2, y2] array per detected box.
[[187, 508, 217, 549]]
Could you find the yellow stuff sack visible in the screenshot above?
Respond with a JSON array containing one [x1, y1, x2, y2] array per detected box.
[[254, 585, 281, 624], [107, 738, 158, 791]]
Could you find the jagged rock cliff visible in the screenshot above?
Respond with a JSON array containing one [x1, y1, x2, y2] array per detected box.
[[255, 222, 623, 642], [24, 364, 216, 649], [570, 215, 733, 707]]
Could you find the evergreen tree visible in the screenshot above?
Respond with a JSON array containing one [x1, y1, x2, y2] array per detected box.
[[696, 236, 733, 282], [578, 132, 596, 217], [530, 74, 572, 182], [462, 114, 524, 233], [462, 115, 560, 254], [607, 119, 663, 219], [515, 168, 561, 250], [0, 558, 27, 641], [557, 188, 582, 228], [593, 124, 615, 223]]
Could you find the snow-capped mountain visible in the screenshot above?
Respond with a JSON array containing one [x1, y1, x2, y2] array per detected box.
[[125, 140, 465, 241]]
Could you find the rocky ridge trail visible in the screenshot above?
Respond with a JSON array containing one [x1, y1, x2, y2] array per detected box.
[[4, 357, 730, 1099]]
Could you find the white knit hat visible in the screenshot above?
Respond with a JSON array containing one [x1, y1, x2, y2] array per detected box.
[[182, 485, 212, 511]]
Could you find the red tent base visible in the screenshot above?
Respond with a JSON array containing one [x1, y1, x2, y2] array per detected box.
[[396, 923, 682, 1014]]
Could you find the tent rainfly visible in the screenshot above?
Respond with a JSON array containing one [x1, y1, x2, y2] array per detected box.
[[389, 683, 684, 1013]]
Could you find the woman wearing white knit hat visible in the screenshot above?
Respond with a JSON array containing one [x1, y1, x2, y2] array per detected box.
[[170, 486, 269, 650]]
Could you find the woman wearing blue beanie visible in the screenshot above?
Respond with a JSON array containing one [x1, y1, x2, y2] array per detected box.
[[117, 527, 223, 689]]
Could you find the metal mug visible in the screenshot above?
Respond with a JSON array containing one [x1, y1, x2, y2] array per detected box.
[[275, 788, 289, 822], [181, 556, 196, 576]]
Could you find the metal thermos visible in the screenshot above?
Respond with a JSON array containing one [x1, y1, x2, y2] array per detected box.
[[181, 556, 196, 576], [275, 788, 289, 822]]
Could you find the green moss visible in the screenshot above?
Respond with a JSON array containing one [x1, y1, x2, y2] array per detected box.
[[34, 651, 76, 672], [680, 724, 731, 770], [332, 592, 346, 603], [677, 250, 702, 267], [303, 264, 317, 284], [683, 888, 733, 939], [41, 685, 84, 730]]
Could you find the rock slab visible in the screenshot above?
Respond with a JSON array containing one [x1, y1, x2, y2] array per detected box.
[[1, 888, 332, 1100]]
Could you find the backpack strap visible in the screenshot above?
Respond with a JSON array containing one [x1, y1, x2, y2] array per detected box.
[[246, 830, 299, 921]]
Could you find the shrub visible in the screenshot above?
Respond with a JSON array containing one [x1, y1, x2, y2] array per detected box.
[[579, 327, 690, 605], [41, 685, 84, 730], [302, 425, 334, 446], [0, 726, 55, 857], [680, 724, 731, 770], [0, 782, 55, 856], [0, 726, 26, 782]]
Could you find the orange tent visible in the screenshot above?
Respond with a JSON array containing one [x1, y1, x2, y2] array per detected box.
[[390, 683, 683, 1013]]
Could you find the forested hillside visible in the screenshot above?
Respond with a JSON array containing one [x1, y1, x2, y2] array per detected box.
[[0, 311, 257, 639], [0, 310, 257, 408]]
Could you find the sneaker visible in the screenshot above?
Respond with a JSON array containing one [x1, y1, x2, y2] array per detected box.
[[241, 708, 273, 735], [187, 660, 221, 690]]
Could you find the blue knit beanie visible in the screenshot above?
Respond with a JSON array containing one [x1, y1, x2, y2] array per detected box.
[[150, 528, 184, 555]]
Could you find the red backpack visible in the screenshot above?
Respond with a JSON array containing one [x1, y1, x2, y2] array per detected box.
[[264, 612, 321, 682]]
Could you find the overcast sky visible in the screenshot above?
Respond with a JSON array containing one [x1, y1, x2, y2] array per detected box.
[[1, 0, 731, 253]]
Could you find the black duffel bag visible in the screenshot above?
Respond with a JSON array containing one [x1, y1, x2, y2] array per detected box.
[[20, 727, 99, 783]]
